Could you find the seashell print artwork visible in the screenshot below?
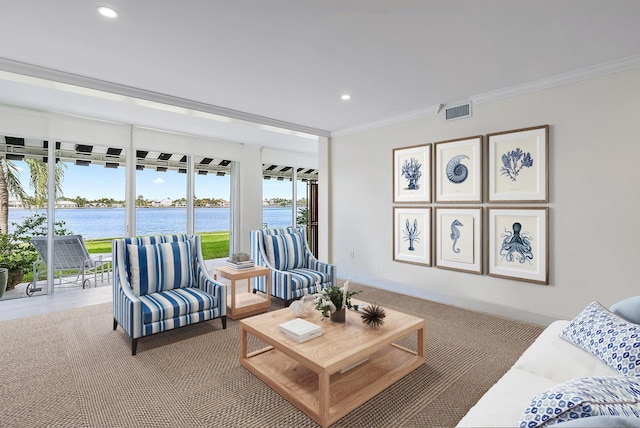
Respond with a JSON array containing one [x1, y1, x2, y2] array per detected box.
[[445, 155, 470, 183]]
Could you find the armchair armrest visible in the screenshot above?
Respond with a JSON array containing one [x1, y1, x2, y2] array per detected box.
[[306, 251, 336, 285], [113, 271, 143, 339], [195, 263, 227, 315]]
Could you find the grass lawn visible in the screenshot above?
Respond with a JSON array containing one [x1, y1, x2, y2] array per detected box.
[[83, 231, 231, 260]]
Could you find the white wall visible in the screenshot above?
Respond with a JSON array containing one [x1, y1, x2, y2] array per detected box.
[[330, 67, 640, 325]]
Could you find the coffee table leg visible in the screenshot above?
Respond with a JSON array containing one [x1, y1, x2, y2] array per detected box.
[[240, 325, 247, 360], [318, 371, 330, 427]]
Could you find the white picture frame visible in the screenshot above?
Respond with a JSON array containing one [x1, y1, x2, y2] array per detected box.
[[393, 144, 431, 203], [487, 125, 549, 203], [434, 135, 483, 203], [487, 207, 549, 284], [435, 207, 483, 274], [393, 206, 431, 266]]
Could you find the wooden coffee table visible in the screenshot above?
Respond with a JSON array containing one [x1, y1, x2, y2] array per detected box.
[[212, 265, 270, 319], [239, 299, 425, 427]]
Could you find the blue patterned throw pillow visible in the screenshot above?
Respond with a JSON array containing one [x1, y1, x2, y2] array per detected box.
[[519, 376, 640, 428], [127, 240, 194, 296], [263, 232, 306, 271], [560, 301, 640, 376]]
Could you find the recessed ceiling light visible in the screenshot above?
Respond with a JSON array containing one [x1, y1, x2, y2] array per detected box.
[[97, 6, 119, 18], [341, 94, 351, 101]]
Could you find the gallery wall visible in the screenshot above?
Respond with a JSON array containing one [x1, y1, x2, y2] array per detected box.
[[329, 67, 640, 325]]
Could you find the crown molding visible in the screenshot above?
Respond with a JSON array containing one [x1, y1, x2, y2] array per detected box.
[[332, 54, 640, 138], [331, 104, 440, 137], [471, 54, 640, 105], [0, 57, 330, 139]]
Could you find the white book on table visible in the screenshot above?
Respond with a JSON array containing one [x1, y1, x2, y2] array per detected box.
[[279, 318, 322, 343]]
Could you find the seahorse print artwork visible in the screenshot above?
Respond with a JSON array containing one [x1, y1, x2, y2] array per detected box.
[[500, 222, 534, 263], [446, 155, 470, 183], [450, 219, 463, 253], [402, 218, 421, 251]]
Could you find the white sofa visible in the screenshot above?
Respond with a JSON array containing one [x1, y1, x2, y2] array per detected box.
[[457, 300, 640, 428]]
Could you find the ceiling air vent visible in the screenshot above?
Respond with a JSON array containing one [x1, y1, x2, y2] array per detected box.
[[444, 102, 472, 121]]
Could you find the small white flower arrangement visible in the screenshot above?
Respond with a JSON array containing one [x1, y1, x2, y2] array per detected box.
[[311, 281, 360, 320]]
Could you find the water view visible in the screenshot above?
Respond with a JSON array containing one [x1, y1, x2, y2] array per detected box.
[[8, 207, 296, 240]]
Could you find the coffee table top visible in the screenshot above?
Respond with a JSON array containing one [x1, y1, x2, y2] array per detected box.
[[240, 299, 425, 373]]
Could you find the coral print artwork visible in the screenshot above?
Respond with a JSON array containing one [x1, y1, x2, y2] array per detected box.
[[487, 125, 548, 202], [393, 144, 431, 203]]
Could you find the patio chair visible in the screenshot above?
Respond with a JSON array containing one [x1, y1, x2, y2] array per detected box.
[[30, 235, 110, 293]]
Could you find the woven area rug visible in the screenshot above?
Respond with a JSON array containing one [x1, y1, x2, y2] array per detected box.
[[0, 283, 543, 427]]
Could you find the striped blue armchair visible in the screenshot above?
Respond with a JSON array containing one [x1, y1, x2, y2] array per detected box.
[[112, 234, 227, 355], [250, 226, 335, 306]]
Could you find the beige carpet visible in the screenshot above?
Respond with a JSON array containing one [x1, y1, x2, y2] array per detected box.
[[0, 283, 543, 427]]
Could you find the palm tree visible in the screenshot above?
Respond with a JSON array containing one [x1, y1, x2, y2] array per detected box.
[[0, 157, 65, 234]]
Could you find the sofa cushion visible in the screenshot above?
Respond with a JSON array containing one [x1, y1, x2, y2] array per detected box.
[[139, 287, 216, 324], [264, 232, 306, 271], [127, 240, 194, 296], [519, 376, 640, 428], [611, 296, 640, 325], [560, 301, 640, 376]]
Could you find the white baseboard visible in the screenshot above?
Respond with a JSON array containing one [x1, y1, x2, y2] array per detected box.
[[340, 274, 560, 327]]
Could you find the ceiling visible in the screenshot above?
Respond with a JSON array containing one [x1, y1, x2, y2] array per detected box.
[[1, 1, 639, 153]]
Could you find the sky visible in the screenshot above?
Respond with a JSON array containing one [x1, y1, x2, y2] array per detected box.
[[14, 161, 302, 201]]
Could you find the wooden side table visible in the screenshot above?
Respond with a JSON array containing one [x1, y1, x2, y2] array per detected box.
[[212, 265, 271, 319]]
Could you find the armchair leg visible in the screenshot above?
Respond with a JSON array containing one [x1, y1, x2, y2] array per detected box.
[[132, 338, 138, 356], [113, 318, 117, 330], [221, 316, 227, 329]]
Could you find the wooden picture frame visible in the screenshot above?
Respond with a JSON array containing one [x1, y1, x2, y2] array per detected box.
[[393, 144, 431, 203], [434, 135, 483, 203], [487, 207, 549, 284], [393, 206, 431, 266], [435, 207, 483, 274], [487, 125, 549, 203]]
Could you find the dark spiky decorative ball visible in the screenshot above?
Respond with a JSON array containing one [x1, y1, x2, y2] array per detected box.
[[360, 304, 386, 329]]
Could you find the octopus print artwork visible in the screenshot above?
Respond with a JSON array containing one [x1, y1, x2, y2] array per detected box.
[[500, 222, 534, 264]]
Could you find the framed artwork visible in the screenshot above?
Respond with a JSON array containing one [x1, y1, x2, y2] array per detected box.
[[435, 207, 483, 274], [393, 144, 431, 203], [487, 125, 549, 203], [393, 206, 431, 266], [487, 207, 549, 285], [434, 135, 483, 203]]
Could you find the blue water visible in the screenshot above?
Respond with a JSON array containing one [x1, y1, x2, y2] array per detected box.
[[8, 207, 295, 240]]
